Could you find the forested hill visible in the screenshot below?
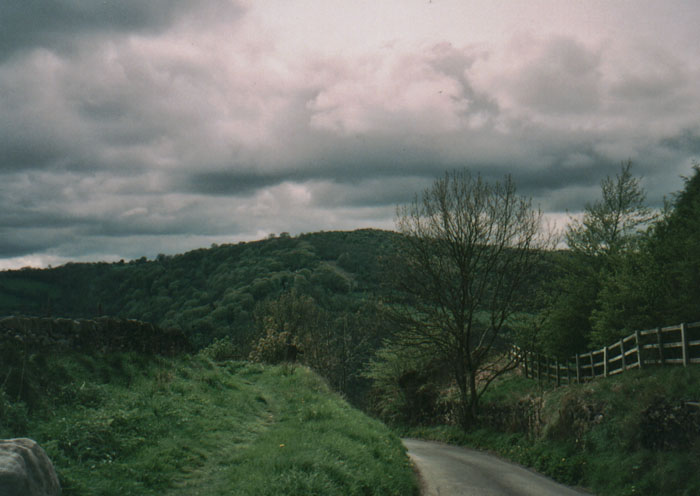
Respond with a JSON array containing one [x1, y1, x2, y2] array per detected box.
[[0, 229, 399, 351]]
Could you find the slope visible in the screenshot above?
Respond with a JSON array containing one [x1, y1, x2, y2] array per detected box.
[[1, 348, 418, 496]]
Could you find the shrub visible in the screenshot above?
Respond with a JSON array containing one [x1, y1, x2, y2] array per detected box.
[[198, 337, 238, 362]]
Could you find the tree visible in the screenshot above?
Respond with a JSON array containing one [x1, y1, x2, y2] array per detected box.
[[248, 290, 380, 403], [543, 161, 655, 351], [566, 160, 653, 258], [390, 170, 550, 426], [364, 340, 450, 425], [249, 290, 323, 364], [645, 164, 700, 323]]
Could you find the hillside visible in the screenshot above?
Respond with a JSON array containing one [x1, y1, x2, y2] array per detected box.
[[0, 229, 397, 343], [0, 342, 418, 495], [0, 229, 402, 404]]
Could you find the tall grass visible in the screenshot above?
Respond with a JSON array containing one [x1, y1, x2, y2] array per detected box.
[[0, 353, 417, 496]]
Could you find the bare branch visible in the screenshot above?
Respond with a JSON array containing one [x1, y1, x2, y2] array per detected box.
[[388, 169, 552, 425]]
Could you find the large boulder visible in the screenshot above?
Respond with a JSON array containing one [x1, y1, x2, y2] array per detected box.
[[0, 438, 61, 496]]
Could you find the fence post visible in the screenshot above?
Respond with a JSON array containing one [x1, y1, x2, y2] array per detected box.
[[656, 327, 664, 365], [620, 338, 626, 371], [556, 360, 560, 386], [681, 323, 689, 367], [635, 330, 643, 369], [575, 354, 581, 383], [537, 354, 541, 382], [604, 346, 609, 377]]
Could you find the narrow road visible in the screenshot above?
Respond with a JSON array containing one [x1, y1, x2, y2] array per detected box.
[[403, 439, 592, 496]]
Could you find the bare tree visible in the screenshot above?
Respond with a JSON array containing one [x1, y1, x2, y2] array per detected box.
[[391, 170, 551, 425]]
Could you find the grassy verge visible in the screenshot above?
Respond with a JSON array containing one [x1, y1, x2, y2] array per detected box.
[[1, 353, 417, 496], [404, 367, 700, 496]]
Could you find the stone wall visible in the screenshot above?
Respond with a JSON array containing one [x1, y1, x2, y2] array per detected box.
[[0, 316, 191, 355]]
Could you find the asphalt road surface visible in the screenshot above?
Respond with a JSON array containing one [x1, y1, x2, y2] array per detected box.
[[403, 439, 592, 496]]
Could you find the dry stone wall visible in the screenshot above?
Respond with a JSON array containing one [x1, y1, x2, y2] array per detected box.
[[0, 316, 191, 355]]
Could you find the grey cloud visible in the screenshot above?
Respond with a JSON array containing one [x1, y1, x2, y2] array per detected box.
[[0, 141, 67, 173], [660, 128, 700, 156], [607, 48, 689, 113], [309, 177, 431, 209], [0, 226, 78, 257], [183, 171, 282, 197], [0, 0, 244, 60], [510, 37, 602, 114], [426, 43, 499, 116]]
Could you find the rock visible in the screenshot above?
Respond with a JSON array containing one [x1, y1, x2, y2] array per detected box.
[[0, 438, 61, 496]]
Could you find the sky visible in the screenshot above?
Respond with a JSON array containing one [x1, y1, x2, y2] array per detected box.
[[2, 0, 700, 269]]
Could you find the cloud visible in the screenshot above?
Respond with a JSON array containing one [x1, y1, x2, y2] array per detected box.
[[472, 35, 603, 116], [1, 1, 700, 268], [0, 0, 244, 60], [307, 46, 474, 135]]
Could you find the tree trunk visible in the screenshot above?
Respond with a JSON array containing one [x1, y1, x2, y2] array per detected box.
[[468, 372, 479, 424], [454, 364, 471, 429]]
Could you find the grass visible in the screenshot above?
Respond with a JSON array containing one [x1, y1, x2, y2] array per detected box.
[[1, 353, 418, 496], [404, 367, 700, 496]]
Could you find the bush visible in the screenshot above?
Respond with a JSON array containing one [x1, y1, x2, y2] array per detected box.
[[249, 329, 298, 364], [198, 337, 238, 362]]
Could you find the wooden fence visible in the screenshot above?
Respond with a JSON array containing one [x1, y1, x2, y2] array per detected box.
[[512, 321, 700, 385]]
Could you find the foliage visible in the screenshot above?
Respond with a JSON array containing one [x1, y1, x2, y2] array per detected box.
[[0, 351, 418, 496], [389, 169, 551, 425], [566, 161, 654, 258], [542, 162, 655, 354], [249, 290, 322, 364], [0, 230, 393, 347], [645, 164, 700, 324], [363, 342, 454, 426], [198, 337, 238, 362], [249, 290, 383, 403], [551, 164, 700, 352]]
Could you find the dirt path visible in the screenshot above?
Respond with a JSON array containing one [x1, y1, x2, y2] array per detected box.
[[403, 439, 592, 496]]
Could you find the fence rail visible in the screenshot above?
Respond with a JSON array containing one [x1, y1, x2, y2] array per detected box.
[[512, 321, 700, 385]]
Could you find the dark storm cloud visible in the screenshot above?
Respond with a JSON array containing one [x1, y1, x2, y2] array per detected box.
[[185, 171, 282, 197], [661, 128, 700, 156], [0, 227, 75, 257], [0, 0, 244, 60], [0, 200, 230, 259], [0, 142, 67, 173]]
